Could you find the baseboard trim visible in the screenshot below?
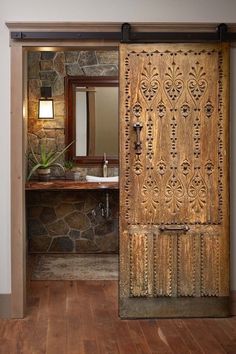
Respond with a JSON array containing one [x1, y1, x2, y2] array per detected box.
[[0, 294, 11, 318], [231, 291, 236, 316]]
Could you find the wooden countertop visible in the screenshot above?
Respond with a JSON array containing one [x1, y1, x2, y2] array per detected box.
[[25, 179, 119, 191]]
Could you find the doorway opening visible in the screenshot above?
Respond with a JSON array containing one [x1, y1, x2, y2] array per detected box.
[[26, 47, 119, 288], [7, 35, 120, 317]]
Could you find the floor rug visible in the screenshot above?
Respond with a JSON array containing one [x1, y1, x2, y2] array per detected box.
[[31, 254, 118, 280]]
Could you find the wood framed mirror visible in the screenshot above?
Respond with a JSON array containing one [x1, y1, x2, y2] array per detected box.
[[65, 75, 119, 165]]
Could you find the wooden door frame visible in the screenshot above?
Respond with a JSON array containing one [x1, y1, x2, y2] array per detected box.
[[8, 24, 121, 318], [7, 21, 236, 318]]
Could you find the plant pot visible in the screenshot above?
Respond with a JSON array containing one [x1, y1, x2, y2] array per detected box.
[[65, 170, 81, 181], [65, 170, 75, 180], [37, 168, 51, 181]]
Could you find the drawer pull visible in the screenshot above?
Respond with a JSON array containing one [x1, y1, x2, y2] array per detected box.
[[159, 225, 189, 232]]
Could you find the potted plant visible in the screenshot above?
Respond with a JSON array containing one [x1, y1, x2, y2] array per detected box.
[[64, 159, 76, 180], [64, 160, 81, 180], [27, 140, 74, 181]]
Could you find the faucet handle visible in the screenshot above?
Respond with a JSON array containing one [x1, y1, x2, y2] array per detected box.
[[103, 153, 108, 177]]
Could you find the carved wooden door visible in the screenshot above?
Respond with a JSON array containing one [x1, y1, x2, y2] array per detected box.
[[119, 43, 229, 318]]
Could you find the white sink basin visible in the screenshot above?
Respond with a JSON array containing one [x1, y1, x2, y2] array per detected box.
[[86, 175, 119, 182]]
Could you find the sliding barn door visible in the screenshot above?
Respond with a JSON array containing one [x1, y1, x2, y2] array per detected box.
[[119, 43, 229, 318]]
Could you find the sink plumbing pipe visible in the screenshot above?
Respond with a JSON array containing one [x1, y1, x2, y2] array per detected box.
[[105, 191, 110, 219], [99, 191, 110, 219]]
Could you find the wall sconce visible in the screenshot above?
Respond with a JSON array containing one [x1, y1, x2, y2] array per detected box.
[[38, 87, 54, 119]]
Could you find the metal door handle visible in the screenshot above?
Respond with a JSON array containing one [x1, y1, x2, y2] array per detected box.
[[133, 122, 143, 154], [159, 225, 189, 232]]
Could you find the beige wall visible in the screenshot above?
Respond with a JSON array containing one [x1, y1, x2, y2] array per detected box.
[[1, 0, 236, 294], [0, 21, 11, 294]]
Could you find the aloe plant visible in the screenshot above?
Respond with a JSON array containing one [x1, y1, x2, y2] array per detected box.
[[27, 140, 74, 181]]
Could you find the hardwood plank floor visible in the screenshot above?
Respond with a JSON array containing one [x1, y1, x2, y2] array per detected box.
[[0, 281, 236, 354]]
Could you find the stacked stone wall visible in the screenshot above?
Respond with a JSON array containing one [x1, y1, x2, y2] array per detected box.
[[27, 50, 119, 253]]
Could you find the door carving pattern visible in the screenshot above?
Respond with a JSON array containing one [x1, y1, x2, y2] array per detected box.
[[120, 44, 229, 316]]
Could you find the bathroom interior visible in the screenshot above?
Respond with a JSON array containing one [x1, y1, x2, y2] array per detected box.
[[26, 48, 119, 283]]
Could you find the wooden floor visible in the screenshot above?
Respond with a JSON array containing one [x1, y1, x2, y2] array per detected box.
[[0, 281, 236, 354]]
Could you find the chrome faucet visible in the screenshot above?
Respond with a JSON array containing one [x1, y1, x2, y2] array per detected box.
[[103, 153, 108, 177]]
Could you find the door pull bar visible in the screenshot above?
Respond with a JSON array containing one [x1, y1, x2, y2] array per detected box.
[[133, 122, 143, 154], [159, 225, 189, 232]]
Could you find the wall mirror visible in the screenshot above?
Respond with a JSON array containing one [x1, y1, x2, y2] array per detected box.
[[65, 76, 119, 165]]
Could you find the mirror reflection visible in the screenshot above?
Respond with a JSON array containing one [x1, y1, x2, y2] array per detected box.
[[76, 86, 118, 156]]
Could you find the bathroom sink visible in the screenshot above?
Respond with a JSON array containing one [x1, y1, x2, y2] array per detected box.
[[86, 175, 119, 182]]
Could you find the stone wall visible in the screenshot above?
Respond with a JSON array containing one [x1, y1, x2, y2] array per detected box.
[[27, 190, 119, 254], [27, 49, 118, 177], [27, 50, 119, 253]]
